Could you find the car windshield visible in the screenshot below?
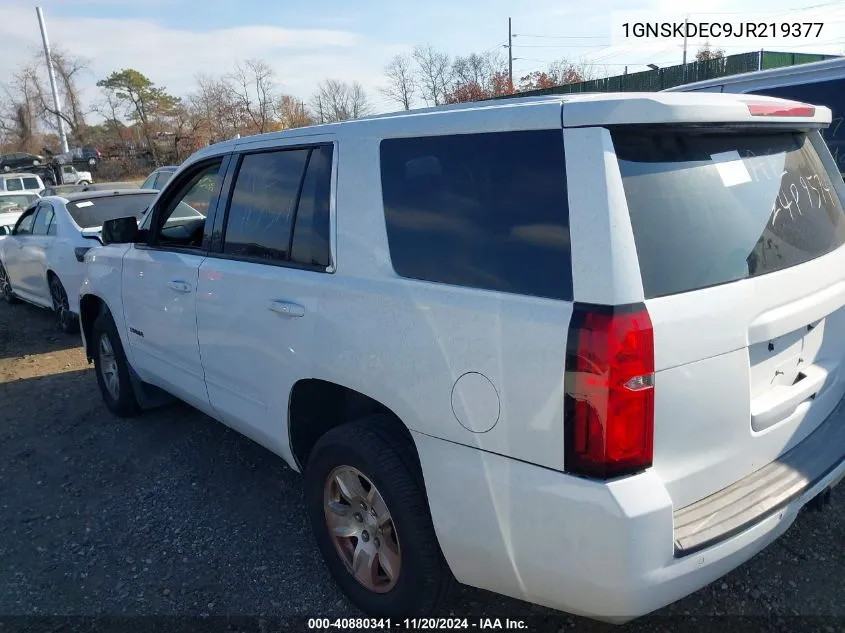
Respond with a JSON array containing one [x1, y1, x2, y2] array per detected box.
[[0, 194, 37, 213], [67, 193, 157, 229]]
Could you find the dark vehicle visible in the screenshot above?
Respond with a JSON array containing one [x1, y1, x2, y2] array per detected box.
[[668, 56, 845, 177], [139, 165, 178, 190], [50, 146, 102, 169], [0, 152, 44, 172]]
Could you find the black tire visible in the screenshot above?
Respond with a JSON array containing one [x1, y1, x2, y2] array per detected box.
[[92, 311, 139, 418], [49, 275, 79, 334], [0, 261, 18, 304], [304, 416, 455, 618]]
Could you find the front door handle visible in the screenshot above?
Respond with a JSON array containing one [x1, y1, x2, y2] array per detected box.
[[267, 300, 305, 318], [167, 280, 192, 293]]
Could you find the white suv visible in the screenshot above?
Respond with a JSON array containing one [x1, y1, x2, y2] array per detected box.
[[78, 92, 845, 622]]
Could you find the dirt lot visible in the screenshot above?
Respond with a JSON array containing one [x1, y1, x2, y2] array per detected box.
[[0, 300, 843, 632]]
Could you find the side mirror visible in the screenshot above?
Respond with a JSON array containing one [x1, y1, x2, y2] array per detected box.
[[102, 216, 140, 245]]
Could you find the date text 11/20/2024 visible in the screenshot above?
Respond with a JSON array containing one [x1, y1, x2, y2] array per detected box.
[[307, 618, 529, 630]]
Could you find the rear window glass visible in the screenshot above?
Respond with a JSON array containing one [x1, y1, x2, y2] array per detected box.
[[67, 193, 157, 229], [0, 194, 37, 212], [380, 130, 572, 301], [613, 130, 845, 299]]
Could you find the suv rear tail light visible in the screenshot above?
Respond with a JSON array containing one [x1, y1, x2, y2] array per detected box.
[[564, 304, 654, 479], [746, 101, 815, 117]]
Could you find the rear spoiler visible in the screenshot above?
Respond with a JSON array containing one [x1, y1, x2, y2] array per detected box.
[[562, 93, 832, 128]]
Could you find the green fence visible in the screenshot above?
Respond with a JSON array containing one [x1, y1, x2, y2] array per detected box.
[[497, 51, 837, 98]]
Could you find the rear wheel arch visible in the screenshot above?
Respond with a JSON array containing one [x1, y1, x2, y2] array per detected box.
[[288, 379, 417, 472]]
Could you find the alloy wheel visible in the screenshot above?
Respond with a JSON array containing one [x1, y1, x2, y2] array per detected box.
[[323, 465, 401, 593], [98, 333, 120, 400], [50, 278, 70, 330]]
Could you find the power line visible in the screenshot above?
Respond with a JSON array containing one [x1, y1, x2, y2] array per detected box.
[[513, 34, 607, 39], [514, 44, 613, 48]]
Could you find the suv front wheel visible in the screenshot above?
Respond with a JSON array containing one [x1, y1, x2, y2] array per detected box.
[[304, 417, 454, 618], [92, 312, 139, 418]]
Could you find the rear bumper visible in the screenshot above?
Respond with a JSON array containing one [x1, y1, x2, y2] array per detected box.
[[674, 393, 845, 556], [414, 413, 845, 621]]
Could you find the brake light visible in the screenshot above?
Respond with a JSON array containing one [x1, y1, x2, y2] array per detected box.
[[564, 304, 654, 479], [746, 102, 815, 117]]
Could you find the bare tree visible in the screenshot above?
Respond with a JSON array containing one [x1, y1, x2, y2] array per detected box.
[[35, 50, 89, 144], [93, 89, 127, 148], [0, 66, 41, 152], [381, 53, 416, 110], [192, 73, 242, 142], [276, 94, 313, 129], [310, 80, 371, 123], [229, 58, 277, 135], [452, 51, 504, 93], [412, 45, 452, 106]]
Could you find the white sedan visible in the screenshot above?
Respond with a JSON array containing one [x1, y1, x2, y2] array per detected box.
[[0, 191, 40, 237], [0, 189, 157, 333]]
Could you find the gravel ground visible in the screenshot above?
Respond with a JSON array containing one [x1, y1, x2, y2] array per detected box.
[[0, 300, 843, 633]]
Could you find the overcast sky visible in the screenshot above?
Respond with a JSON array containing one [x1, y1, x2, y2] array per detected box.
[[0, 0, 843, 118]]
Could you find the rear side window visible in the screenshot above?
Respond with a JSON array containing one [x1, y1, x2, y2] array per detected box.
[[22, 177, 39, 189], [614, 130, 845, 299], [5, 179, 22, 191], [222, 145, 332, 268], [380, 130, 572, 301], [32, 204, 55, 236]]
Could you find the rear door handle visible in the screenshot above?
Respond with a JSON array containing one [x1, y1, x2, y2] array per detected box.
[[167, 280, 192, 293], [267, 300, 305, 318]]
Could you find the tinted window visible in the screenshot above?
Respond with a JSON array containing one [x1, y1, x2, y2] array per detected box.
[[155, 171, 173, 189], [614, 130, 845, 299], [154, 161, 222, 248], [32, 204, 55, 236], [67, 193, 157, 229], [380, 130, 571, 300], [22, 177, 39, 189], [223, 149, 309, 261], [291, 146, 333, 267], [6, 179, 22, 191], [15, 211, 35, 235]]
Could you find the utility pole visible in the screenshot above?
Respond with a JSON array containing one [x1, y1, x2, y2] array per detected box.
[[508, 17, 513, 88], [35, 7, 69, 153]]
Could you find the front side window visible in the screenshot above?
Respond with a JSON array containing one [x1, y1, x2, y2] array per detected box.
[[22, 177, 39, 190], [380, 130, 572, 301], [153, 161, 222, 249], [14, 210, 36, 235], [614, 129, 845, 299]]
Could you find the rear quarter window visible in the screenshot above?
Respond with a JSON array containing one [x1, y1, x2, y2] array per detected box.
[[613, 130, 845, 299], [379, 130, 572, 301]]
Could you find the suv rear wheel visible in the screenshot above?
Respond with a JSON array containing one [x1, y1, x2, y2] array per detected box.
[[304, 417, 454, 617]]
